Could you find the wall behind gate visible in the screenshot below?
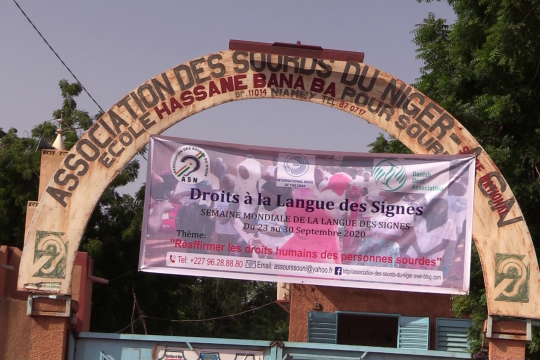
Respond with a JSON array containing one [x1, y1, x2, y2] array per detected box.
[[289, 284, 455, 349]]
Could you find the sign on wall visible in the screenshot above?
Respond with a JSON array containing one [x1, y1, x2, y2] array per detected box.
[[139, 135, 475, 294], [153, 346, 263, 360]]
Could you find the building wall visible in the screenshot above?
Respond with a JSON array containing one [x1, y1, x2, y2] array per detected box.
[[289, 284, 455, 350], [0, 297, 69, 360], [0, 246, 93, 359], [0, 246, 27, 301]]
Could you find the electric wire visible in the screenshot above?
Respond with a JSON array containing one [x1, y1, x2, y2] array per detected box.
[[116, 301, 277, 333], [143, 301, 276, 323], [92, 269, 136, 290], [12, 0, 104, 113], [12, 0, 279, 336], [116, 316, 141, 333]]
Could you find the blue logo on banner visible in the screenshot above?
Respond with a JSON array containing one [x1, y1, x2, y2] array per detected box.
[[283, 154, 309, 177]]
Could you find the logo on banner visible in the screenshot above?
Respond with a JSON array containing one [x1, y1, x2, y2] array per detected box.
[[373, 159, 407, 192], [494, 253, 529, 303], [170, 145, 210, 184], [283, 154, 310, 177], [32, 230, 68, 278]]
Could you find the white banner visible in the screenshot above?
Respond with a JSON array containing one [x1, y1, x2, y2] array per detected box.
[[139, 135, 475, 294]]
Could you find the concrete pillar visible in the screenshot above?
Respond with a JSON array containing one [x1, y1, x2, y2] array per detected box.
[[1, 146, 87, 359], [37, 149, 67, 200], [486, 319, 528, 360], [0, 297, 72, 360]]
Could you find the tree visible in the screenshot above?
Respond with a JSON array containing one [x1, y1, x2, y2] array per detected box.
[[0, 128, 40, 248], [368, 133, 412, 155], [0, 80, 105, 248], [0, 80, 289, 340], [386, 0, 540, 353], [32, 80, 94, 148], [85, 170, 288, 340]]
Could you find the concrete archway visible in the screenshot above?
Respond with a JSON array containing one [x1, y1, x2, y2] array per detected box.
[[19, 47, 539, 319]]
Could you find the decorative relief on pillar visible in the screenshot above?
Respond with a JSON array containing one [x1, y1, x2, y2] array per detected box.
[[32, 230, 67, 279], [494, 253, 529, 303]]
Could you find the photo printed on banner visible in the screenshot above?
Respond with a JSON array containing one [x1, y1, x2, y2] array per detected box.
[[139, 135, 476, 295]]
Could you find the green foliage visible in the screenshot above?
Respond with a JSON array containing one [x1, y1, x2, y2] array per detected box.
[[184, 278, 288, 339], [530, 326, 540, 355], [451, 244, 487, 353], [368, 133, 413, 154], [0, 128, 40, 248], [86, 184, 288, 339], [1, 80, 289, 340], [414, 0, 540, 354], [32, 79, 94, 149], [0, 80, 101, 248]]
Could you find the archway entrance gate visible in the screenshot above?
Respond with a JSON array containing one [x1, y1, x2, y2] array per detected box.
[[18, 41, 540, 321]]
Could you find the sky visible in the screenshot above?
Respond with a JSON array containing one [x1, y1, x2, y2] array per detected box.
[[0, 1, 457, 194]]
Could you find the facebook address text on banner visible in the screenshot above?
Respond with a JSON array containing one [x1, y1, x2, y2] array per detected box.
[[165, 252, 443, 286]]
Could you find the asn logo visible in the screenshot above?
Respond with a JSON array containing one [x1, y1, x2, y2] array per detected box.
[[283, 154, 309, 177], [32, 230, 68, 279], [170, 145, 210, 184], [494, 253, 529, 303], [373, 159, 407, 192]]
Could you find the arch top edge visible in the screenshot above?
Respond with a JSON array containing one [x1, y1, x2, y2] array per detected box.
[[17, 47, 540, 321], [93, 48, 472, 159]]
